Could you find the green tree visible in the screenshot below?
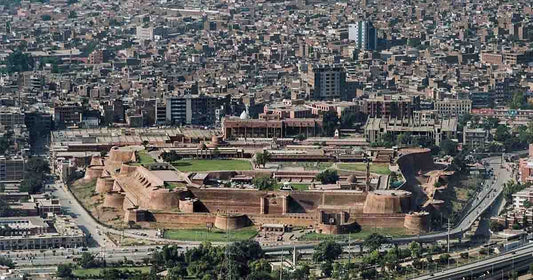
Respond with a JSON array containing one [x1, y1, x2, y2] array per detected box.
[[363, 233, 387, 252], [68, 11, 77, 18], [312, 240, 343, 263], [0, 196, 10, 217], [322, 111, 339, 137], [77, 252, 98, 269], [439, 139, 457, 156], [483, 117, 500, 130], [408, 241, 422, 259], [320, 261, 333, 277], [252, 175, 276, 190], [315, 169, 339, 184], [254, 151, 271, 168], [0, 256, 14, 268], [41, 14, 52, 21], [56, 264, 73, 278], [6, 50, 34, 73], [340, 112, 357, 128], [439, 253, 450, 264], [490, 220, 504, 232], [494, 125, 511, 142]]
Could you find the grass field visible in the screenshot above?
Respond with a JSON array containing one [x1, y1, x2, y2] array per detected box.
[[172, 159, 252, 172], [277, 162, 333, 170], [299, 227, 409, 241], [73, 266, 151, 277], [135, 150, 155, 165], [164, 226, 257, 242], [70, 179, 97, 203], [289, 183, 310, 190], [337, 163, 391, 175]]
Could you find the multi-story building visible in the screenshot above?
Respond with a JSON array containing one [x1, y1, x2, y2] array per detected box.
[[53, 105, 82, 127], [88, 50, 104, 64], [348, 21, 377, 50], [512, 186, 533, 209], [223, 117, 323, 140], [0, 156, 24, 182], [462, 127, 490, 149], [136, 26, 154, 41], [361, 95, 419, 119], [165, 95, 220, 126], [364, 117, 457, 146], [308, 64, 347, 100], [0, 216, 85, 250], [434, 99, 472, 117], [0, 107, 25, 128]]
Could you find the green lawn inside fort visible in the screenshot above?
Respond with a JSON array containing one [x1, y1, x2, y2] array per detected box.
[[163, 226, 258, 242], [337, 162, 391, 175], [135, 150, 156, 165], [299, 227, 409, 241], [172, 159, 253, 172], [73, 266, 151, 277]]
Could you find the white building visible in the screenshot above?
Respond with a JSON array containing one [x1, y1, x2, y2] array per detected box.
[[512, 186, 533, 209]]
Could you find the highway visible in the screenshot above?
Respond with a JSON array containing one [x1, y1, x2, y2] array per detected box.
[[413, 243, 533, 280]]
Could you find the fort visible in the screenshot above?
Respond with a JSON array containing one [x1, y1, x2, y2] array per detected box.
[[76, 146, 450, 234]]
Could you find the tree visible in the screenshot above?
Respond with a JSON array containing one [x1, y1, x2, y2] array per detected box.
[[440, 139, 457, 156], [56, 264, 73, 278], [483, 117, 500, 130], [0, 198, 10, 217], [524, 200, 532, 208], [320, 261, 333, 277], [161, 151, 181, 163], [459, 252, 469, 259], [439, 253, 450, 264], [363, 233, 387, 252], [5, 50, 34, 73], [322, 111, 339, 137], [312, 240, 343, 263], [68, 11, 77, 18], [249, 259, 271, 274], [0, 256, 14, 268], [41, 14, 52, 21], [408, 241, 422, 259], [340, 112, 357, 128], [77, 252, 98, 269], [212, 147, 220, 158], [494, 125, 511, 142], [252, 175, 276, 190], [254, 151, 271, 168], [490, 221, 504, 232], [315, 169, 339, 184]]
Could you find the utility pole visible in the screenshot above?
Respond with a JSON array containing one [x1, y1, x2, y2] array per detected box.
[[447, 219, 450, 253]]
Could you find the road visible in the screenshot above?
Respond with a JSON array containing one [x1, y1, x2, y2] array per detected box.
[[413, 243, 533, 280]]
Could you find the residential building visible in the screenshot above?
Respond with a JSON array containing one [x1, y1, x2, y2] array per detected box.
[[165, 95, 224, 126], [308, 64, 347, 100], [136, 26, 154, 41], [462, 127, 490, 149], [434, 99, 472, 117], [348, 21, 377, 50], [0, 107, 25, 128], [0, 157, 24, 182], [512, 186, 533, 209], [361, 95, 419, 119]]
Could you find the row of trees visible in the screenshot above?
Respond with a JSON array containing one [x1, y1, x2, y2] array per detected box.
[[19, 157, 50, 194]]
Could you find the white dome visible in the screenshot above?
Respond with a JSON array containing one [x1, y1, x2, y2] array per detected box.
[[239, 110, 249, 120]]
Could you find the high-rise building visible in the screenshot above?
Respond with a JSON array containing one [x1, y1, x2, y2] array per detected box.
[[165, 95, 219, 126], [308, 64, 347, 100], [348, 21, 377, 50]]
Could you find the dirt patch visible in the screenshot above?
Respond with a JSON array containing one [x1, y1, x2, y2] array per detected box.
[[70, 179, 125, 228]]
